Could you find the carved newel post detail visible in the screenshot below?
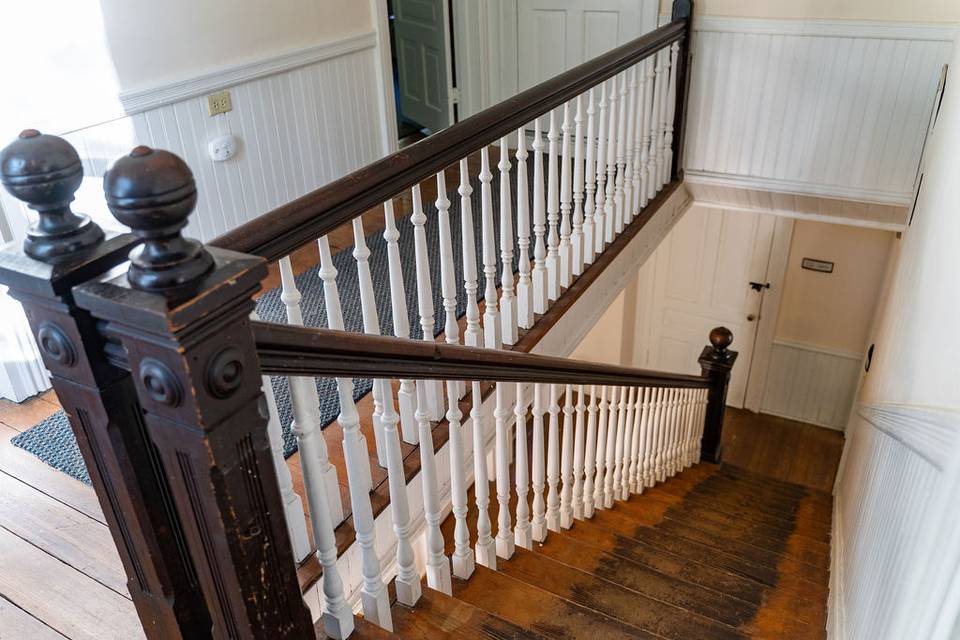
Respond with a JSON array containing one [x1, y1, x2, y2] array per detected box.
[[698, 327, 737, 463], [73, 147, 314, 638], [0, 133, 211, 638]]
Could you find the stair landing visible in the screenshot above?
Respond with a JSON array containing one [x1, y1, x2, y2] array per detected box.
[[347, 462, 831, 639]]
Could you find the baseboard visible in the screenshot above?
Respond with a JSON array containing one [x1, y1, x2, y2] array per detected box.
[[828, 495, 846, 639], [119, 30, 377, 114]]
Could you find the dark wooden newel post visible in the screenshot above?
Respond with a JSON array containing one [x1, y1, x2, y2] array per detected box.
[[699, 327, 737, 463], [0, 131, 211, 638], [670, 0, 693, 181], [72, 146, 314, 638]]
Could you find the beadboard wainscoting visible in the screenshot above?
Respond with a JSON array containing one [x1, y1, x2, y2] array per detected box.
[[683, 18, 955, 205], [0, 31, 386, 244], [761, 340, 862, 430], [832, 404, 960, 639]]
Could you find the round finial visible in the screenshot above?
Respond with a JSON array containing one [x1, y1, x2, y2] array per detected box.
[[104, 146, 213, 290], [709, 327, 733, 352], [0, 130, 104, 261]]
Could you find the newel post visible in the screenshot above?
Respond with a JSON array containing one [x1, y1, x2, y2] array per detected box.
[[698, 327, 736, 463], [72, 147, 314, 638], [0, 131, 212, 637], [670, 0, 693, 181]]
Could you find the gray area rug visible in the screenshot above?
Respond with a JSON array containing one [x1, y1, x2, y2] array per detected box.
[[12, 157, 533, 485]]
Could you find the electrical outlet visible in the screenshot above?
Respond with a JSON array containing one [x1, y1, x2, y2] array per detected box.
[[207, 90, 232, 116]]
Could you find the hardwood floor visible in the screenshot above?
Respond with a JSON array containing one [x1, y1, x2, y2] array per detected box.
[[0, 392, 842, 638]]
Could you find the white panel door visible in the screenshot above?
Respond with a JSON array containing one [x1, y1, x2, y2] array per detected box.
[[394, 0, 452, 133], [645, 206, 776, 407], [517, 0, 659, 91]]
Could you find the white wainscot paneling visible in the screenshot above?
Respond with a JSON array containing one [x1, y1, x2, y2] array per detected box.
[[683, 18, 955, 205], [760, 340, 862, 430], [0, 32, 385, 244], [832, 405, 960, 639]]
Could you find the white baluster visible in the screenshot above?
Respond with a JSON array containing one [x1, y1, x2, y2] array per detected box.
[[459, 160, 483, 349], [612, 386, 628, 503], [471, 381, 496, 568], [515, 128, 534, 330], [416, 383, 452, 594], [583, 88, 598, 266], [352, 217, 389, 468], [655, 387, 670, 483], [583, 384, 598, 518], [665, 387, 679, 479], [658, 46, 674, 189], [531, 383, 548, 541], [531, 118, 548, 315], [593, 84, 609, 256], [680, 388, 695, 471], [479, 148, 502, 349], [383, 201, 419, 445], [337, 374, 392, 628], [559, 102, 573, 288], [696, 388, 709, 464], [546, 111, 561, 301], [640, 57, 655, 209], [623, 66, 639, 224], [494, 383, 515, 559], [620, 387, 636, 500], [260, 367, 311, 561], [499, 137, 518, 345], [592, 385, 609, 510], [546, 383, 561, 531], [671, 387, 684, 476], [665, 42, 680, 188], [571, 95, 586, 277], [603, 76, 619, 245], [686, 388, 700, 468], [559, 384, 575, 529], [286, 252, 348, 522], [384, 382, 421, 607], [572, 384, 586, 520], [614, 72, 629, 234], [603, 386, 619, 509], [514, 383, 532, 549], [648, 51, 664, 202], [437, 171, 460, 350], [643, 387, 663, 488], [632, 61, 649, 215], [629, 387, 649, 493], [411, 185, 445, 419], [446, 381, 475, 579]]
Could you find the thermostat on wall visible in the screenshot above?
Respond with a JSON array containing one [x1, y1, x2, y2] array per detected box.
[[801, 258, 834, 273]]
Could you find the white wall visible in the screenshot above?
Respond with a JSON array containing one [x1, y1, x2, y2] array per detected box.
[[829, 35, 960, 640]]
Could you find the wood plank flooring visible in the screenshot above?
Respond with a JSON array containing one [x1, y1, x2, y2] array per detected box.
[[0, 393, 842, 639]]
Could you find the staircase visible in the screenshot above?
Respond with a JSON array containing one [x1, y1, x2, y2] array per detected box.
[[342, 463, 830, 639], [0, 3, 835, 639]]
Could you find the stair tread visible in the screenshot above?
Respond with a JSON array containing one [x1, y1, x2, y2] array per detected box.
[[451, 563, 660, 639], [389, 584, 548, 639]]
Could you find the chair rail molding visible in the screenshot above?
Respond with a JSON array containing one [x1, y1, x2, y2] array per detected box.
[[118, 30, 378, 114], [684, 16, 954, 206]]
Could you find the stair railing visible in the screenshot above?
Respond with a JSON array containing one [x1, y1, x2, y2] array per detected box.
[[0, 2, 709, 639]]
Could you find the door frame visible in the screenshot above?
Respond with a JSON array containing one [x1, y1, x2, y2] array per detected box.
[[380, 0, 458, 139]]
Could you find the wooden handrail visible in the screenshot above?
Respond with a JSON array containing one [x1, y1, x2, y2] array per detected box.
[[252, 321, 709, 389], [209, 20, 688, 262]]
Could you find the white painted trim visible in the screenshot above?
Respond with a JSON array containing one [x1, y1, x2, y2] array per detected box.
[[771, 338, 863, 362], [685, 171, 914, 209], [828, 496, 847, 640], [370, 0, 400, 154], [693, 16, 957, 42], [856, 403, 960, 471], [118, 31, 378, 114]]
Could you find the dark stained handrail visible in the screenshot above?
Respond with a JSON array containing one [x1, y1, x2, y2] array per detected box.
[[209, 20, 688, 262], [251, 321, 709, 389]]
